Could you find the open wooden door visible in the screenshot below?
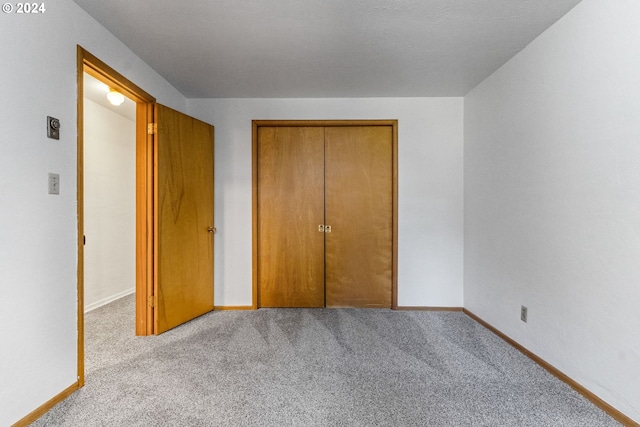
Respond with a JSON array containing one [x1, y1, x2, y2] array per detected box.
[[154, 104, 215, 334]]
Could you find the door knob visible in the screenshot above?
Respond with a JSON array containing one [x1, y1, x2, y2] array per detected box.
[[207, 226, 217, 233]]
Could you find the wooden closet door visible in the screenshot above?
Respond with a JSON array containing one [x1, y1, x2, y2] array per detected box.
[[325, 126, 393, 308], [257, 127, 325, 307]]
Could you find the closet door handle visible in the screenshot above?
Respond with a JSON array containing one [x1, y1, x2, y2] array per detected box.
[[325, 225, 332, 233], [207, 226, 217, 234], [318, 225, 325, 232]]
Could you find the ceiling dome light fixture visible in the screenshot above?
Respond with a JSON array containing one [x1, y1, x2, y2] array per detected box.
[[106, 88, 125, 106]]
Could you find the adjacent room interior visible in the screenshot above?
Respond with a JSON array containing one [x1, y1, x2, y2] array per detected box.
[[82, 72, 137, 313]]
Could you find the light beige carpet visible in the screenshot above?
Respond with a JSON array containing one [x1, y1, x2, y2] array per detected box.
[[31, 295, 619, 426]]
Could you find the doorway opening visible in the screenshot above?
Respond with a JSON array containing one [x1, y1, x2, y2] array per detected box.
[[77, 46, 156, 385], [83, 72, 136, 313]]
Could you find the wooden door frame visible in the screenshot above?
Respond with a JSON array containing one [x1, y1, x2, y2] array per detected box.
[[77, 46, 156, 384], [251, 120, 399, 310]]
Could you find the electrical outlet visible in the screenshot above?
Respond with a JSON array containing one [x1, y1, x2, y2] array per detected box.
[[521, 305, 528, 323], [48, 173, 60, 195]]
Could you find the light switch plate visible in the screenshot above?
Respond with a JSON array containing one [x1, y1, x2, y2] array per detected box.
[[48, 173, 60, 195]]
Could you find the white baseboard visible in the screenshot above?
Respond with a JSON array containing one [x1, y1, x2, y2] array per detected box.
[[85, 288, 135, 313]]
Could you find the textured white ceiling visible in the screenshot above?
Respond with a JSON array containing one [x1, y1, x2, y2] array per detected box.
[[73, 0, 583, 98]]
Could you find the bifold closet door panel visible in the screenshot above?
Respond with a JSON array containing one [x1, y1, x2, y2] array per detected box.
[[257, 127, 326, 307], [325, 126, 393, 308]]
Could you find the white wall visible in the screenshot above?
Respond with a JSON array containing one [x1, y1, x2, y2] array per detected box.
[[0, 1, 187, 425], [84, 99, 136, 311], [464, 0, 640, 422], [188, 98, 464, 308]]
